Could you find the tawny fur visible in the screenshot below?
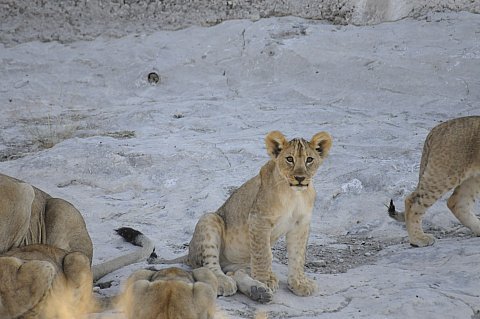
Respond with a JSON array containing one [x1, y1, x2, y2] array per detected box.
[[149, 131, 332, 303], [0, 174, 93, 260], [119, 267, 218, 319], [389, 116, 480, 247], [0, 245, 95, 319], [0, 174, 153, 318]]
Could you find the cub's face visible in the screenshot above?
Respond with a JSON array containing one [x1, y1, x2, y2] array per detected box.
[[265, 131, 332, 190]]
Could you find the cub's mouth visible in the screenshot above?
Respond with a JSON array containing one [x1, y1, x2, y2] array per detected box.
[[289, 183, 309, 188]]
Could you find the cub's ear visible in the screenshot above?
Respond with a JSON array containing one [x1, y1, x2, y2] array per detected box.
[[310, 132, 332, 158], [265, 131, 287, 158]]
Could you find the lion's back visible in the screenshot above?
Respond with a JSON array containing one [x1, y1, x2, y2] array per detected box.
[[419, 116, 480, 180]]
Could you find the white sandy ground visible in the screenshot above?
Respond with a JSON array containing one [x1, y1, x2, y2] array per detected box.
[[0, 11, 479, 318]]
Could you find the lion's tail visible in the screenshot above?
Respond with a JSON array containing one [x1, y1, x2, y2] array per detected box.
[[146, 250, 188, 265], [92, 227, 155, 282], [388, 199, 405, 222]]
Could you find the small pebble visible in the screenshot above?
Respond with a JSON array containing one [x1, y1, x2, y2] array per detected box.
[[147, 72, 160, 84]]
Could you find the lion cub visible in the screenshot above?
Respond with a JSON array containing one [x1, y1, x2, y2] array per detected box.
[[389, 116, 480, 247], [119, 267, 218, 319], [150, 131, 332, 303]]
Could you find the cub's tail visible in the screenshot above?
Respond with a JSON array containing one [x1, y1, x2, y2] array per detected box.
[[92, 227, 155, 282], [146, 249, 188, 265], [387, 199, 405, 222]]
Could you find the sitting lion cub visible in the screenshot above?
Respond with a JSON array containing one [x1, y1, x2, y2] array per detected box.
[[389, 116, 480, 247], [119, 267, 218, 319], [150, 131, 332, 303]]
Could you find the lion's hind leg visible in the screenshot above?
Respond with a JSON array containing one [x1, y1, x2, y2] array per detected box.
[[447, 176, 480, 235], [44, 198, 93, 262], [0, 179, 35, 252], [405, 189, 444, 247], [188, 213, 237, 296], [228, 268, 273, 304], [62, 252, 96, 313], [405, 170, 460, 247]]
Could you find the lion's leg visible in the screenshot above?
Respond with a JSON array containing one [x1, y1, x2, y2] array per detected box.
[[187, 213, 237, 296], [62, 252, 95, 313], [44, 198, 93, 262], [42, 252, 95, 319], [234, 271, 273, 304], [447, 176, 480, 235], [225, 267, 273, 304], [192, 267, 218, 295], [248, 214, 277, 291], [405, 172, 457, 247], [0, 179, 34, 253], [191, 269, 218, 318], [286, 221, 317, 296]]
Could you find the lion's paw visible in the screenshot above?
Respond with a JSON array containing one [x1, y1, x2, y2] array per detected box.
[[250, 284, 274, 304], [0, 258, 56, 317], [217, 274, 237, 296], [288, 275, 317, 296], [409, 233, 435, 247], [265, 272, 279, 292]]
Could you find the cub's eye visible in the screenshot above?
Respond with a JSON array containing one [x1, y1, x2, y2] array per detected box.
[[286, 156, 294, 163], [306, 157, 314, 164]]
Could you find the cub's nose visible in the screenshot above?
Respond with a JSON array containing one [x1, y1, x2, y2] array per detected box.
[[294, 176, 305, 183]]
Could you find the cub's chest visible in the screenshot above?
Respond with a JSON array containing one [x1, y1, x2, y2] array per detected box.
[[270, 192, 314, 240]]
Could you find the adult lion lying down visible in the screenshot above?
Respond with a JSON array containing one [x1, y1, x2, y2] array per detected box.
[[0, 173, 154, 318]]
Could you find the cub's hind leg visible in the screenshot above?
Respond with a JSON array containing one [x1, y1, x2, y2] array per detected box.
[[188, 213, 237, 296], [223, 265, 273, 304], [447, 176, 480, 235], [405, 174, 458, 247]]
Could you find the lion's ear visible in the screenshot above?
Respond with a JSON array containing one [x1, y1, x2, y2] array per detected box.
[[265, 131, 287, 158], [310, 132, 332, 158], [192, 268, 218, 296]]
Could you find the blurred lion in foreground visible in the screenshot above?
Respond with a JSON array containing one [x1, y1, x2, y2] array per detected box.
[[0, 174, 153, 318], [118, 266, 268, 319], [119, 267, 219, 319], [0, 244, 94, 319]]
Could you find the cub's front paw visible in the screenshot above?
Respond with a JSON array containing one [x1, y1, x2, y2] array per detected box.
[[258, 272, 278, 292], [288, 275, 317, 296], [217, 274, 237, 296], [409, 233, 435, 247], [264, 272, 279, 292]]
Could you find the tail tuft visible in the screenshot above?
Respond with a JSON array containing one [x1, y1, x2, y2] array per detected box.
[[147, 253, 188, 265], [149, 248, 158, 259], [387, 199, 405, 222], [115, 227, 143, 247], [388, 199, 396, 216], [94, 227, 155, 281]]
